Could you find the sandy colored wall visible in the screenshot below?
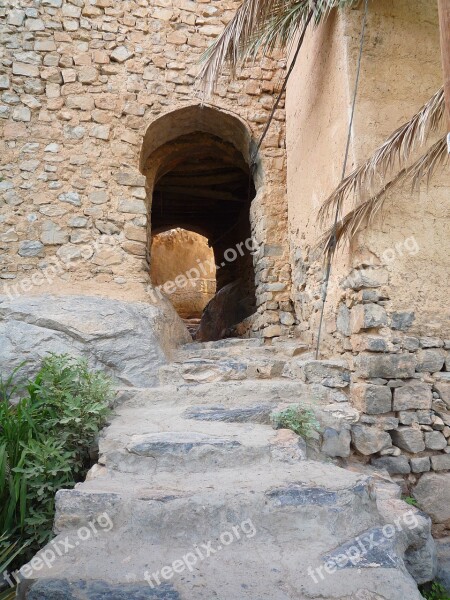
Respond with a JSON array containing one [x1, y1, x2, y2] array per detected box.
[[286, 0, 450, 347], [150, 228, 215, 319]]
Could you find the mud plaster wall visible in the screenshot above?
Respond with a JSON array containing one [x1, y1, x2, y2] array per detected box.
[[150, 228, 215, 319], [286, 0, 450, 350]]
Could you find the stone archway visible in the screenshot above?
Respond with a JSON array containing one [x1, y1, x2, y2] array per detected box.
[[141, 105, 259, 340]]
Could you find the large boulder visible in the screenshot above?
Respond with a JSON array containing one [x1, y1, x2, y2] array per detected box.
[[195, 280, 254, 342], [0, 295, 191, 387]]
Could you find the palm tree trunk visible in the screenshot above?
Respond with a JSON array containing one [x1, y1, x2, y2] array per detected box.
[[438, 0, 450, 142]]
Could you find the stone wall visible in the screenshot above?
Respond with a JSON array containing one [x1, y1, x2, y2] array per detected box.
[[285, 0, 450, 470], [0, 0, 294, 338]]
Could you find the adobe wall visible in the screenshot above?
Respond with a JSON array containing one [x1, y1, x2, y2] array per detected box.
[[0, 0, 293, 338], [150, 228, 215, 319], [286, 0, 450, 474]]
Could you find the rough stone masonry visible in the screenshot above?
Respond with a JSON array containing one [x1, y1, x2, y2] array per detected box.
[[0, 0, 293, 338]]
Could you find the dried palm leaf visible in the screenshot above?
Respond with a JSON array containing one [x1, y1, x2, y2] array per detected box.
[[198, 0, 358, 95], [319, 135, 449, 257], [318, 87, 445, 225]]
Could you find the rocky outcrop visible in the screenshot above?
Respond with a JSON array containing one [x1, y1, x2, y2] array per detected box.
[[0, 295, 190, 387]]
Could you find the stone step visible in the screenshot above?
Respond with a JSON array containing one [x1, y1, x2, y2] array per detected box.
[[159, 355, 350, 389], [19, 544, 424, 600], [159, 357, 287, 385], [117, 380, 318, 410], [180, 337, 265, 352], [17, 342, 430, 600], [19, 471, 424, 599], [53, 463, 375, 541], [176, 339, 311, 362], [99, 422, 304, 475]]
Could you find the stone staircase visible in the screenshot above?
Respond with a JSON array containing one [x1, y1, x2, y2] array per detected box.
[[18, 339, 431, 599]]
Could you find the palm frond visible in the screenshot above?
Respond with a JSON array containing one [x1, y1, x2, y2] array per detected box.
[[318, 88, 446, 225], [319, 135, 449, 257], [198, 0, 358, 95], [0, 589, 16, 600]]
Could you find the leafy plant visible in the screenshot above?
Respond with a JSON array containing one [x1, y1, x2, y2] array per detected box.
[[419, 582, 450, 600], [0, 355, 112, 563], [403, 495, 419, 508], [0, 533, 28, 600], [0, 587, 17, 600], [271, 404, 320, 439], [0, 362, 28, 403], [27, 355, 112, 475]]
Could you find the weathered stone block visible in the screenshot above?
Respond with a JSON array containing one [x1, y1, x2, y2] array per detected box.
[[7, 9, 25, 26], [12, 106, 31, 122], [391, 427, 425, 453], [420, 337, 444, 348], [117, 199, 146, 215], [410, 457, 431, 473], [351, 334, 388, 352], [351, 425, 392, 455], [115, 171, 147, 187], [425, 431, 447, 450], [18, 240, 44, 257], [341, 266, 388, 290], [416, 349, 446, 373], [90, 125, 110, 140], [351, 383, 392, 414], [414, 473, 450, 521], [122, 241, 146, 256], [355, 353, 416, 379], [321, 427, 351, 458], [360, 414, 399, 430], [350, 303, 387, 333], [391, 312, 415, 331], [431, 455, 450, 471], [417, 410, 434, 425], [435, 381, 450, 408], [403, 336, 420, 351], [110, 46, 134, 63], [295, 360, 350, 388], [124, 224, 146, 243], [336, 303, 351, 336], [89, 190, 108, 205], [40, 221, 70, 245], [398, 411, 419, 425], [0, 74, 10, 89], [371, 455, 411, 474], [58, 191, 81, 206], [393, 382, 433, 411]]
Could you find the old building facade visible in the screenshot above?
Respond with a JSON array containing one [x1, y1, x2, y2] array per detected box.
[[1, 0, 450, 474]]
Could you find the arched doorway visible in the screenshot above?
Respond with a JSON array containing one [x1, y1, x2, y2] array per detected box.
[[141, 106, 258, 341]]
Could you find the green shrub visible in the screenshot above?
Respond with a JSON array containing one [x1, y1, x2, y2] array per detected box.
[[403, 495, 419, 507], [419, 582, 450, 600], [0, 355, 112, 559], [0, 533, 29, 599], [271, 404, 320, 439]]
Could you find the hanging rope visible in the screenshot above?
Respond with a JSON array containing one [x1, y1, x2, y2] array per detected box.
[[314, 0, 369, 359]]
